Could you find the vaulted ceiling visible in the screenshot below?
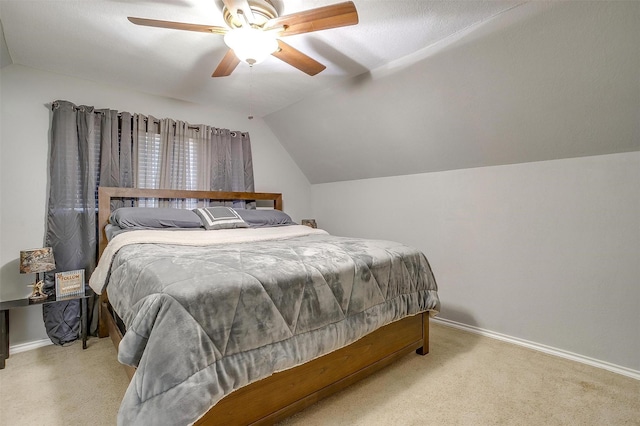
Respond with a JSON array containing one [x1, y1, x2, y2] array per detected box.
[[264, 1, 640, 183], [1, 1, 638, 184]]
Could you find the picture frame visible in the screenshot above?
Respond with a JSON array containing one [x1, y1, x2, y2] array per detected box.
[[301, 219, 317, 228], [55, 269, 85, 298]]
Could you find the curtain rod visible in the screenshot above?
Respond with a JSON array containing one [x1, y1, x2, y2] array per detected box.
[[50, 101, 248, 137], [50, 102, 211, 132], [141, 117, 200, 132]]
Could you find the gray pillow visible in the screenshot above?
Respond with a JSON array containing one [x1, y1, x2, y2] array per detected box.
[[193, 207, 249, 230], [234, 209, 296, 228], [110, 207, 202, 229]]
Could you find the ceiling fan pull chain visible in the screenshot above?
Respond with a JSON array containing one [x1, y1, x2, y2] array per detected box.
[[248, 65, 254, 120]]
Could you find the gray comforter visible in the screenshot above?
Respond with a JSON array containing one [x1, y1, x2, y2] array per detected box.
[[100, 228, 440, 425]]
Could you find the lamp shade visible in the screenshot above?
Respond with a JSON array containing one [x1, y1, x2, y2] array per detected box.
[[19, 247, 56, 274], [223, 27, 278, 65]]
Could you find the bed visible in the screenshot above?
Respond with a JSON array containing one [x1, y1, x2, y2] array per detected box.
[[91, 187, 440, 425]]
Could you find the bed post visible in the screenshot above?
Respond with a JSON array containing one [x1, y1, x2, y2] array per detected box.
[[415, 312, 430, 356], [97, 187, 112, 338], [97, 294, 110, 338]]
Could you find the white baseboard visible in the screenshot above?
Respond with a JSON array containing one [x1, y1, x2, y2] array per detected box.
[[10, 338, 53, 354], [11, 319, 640, 381], [432, 317, 640, 381]]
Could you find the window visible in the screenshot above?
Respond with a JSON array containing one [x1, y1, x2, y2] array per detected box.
[[137, 128, 201, 209]]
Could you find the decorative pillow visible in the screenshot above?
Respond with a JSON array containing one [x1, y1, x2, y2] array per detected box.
[[234, 209, 297, 228], [110, 207, 202, 229], [193, 207, 249, 230]]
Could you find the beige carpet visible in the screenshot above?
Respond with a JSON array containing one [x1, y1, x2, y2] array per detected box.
[[0, 323, 638, 425]]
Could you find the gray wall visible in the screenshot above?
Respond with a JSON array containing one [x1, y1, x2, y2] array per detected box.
[[0, 64, 312, 346], [312, 152, 640, 373]]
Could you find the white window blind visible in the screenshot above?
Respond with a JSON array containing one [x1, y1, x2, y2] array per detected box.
[[137, 129, 201, 209]]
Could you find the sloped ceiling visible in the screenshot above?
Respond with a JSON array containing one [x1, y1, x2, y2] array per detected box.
[[265, 1, 640, 183]]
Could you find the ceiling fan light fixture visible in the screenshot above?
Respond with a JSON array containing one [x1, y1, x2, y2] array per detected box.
[[223, 27, 278, 65], [129, 1, 359, 77]]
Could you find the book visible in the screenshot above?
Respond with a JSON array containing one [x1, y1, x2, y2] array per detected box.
[[55, 269, 85, 298]]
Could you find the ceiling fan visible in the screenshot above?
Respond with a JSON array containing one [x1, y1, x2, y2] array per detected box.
[[128, 0, 359, 77]]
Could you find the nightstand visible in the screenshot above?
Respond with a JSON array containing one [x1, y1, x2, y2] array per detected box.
[[0, 287, 92, 369]]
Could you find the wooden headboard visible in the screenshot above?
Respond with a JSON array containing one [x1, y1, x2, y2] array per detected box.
[[97, 187, 283, 258]]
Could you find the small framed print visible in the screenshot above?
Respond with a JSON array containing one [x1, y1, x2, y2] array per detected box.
[[55, 269, 85, 298], [301, 219, 317, 228]]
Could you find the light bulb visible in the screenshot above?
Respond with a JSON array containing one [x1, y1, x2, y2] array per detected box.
[[224, 28, 278, 65]]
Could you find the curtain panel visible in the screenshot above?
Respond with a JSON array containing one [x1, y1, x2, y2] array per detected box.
[[44, 100, 254, 345], [45, 101, 133, 345], [136, 117, 255, 208]]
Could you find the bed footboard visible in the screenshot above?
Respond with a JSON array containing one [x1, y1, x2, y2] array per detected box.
[[103, 305, 430, 425], [195, 313, 429, 425]]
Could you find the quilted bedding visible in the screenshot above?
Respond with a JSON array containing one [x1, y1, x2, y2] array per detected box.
[[91, 225, 440, 425]]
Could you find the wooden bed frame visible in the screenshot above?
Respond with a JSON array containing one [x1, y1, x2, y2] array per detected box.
[[96, 186, 430, 425]]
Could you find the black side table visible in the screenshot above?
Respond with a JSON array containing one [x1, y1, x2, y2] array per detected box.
[[0, 287, 92, 369]]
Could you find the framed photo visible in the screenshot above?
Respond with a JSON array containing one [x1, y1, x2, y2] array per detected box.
[[301, 219, 317, 228], [55, 269, 85, 298]]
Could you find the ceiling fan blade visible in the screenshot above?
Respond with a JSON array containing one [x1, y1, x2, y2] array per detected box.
[[212, 49, 241, 77], [128, 17, 228, 35], [272, 40, 326, 76], [264, 1, 358, 37]]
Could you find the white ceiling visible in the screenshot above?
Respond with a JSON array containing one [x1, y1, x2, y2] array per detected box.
[[0, 0, 523, 117]]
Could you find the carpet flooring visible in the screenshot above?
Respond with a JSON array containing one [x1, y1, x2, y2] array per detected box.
[[0, 323, 638, 425]]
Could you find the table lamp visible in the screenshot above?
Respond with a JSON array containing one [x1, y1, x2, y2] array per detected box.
[[19, 247, 56, 301]]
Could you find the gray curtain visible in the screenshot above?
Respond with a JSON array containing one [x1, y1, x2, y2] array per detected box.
[[44, 100, 254, 345], [136, 117, 255, 208], [211, 127, 255, 209], [44, 100, 133, 345]]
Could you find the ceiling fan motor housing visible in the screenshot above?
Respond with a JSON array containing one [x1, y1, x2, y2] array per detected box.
[[223, 0, 278, 29]]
